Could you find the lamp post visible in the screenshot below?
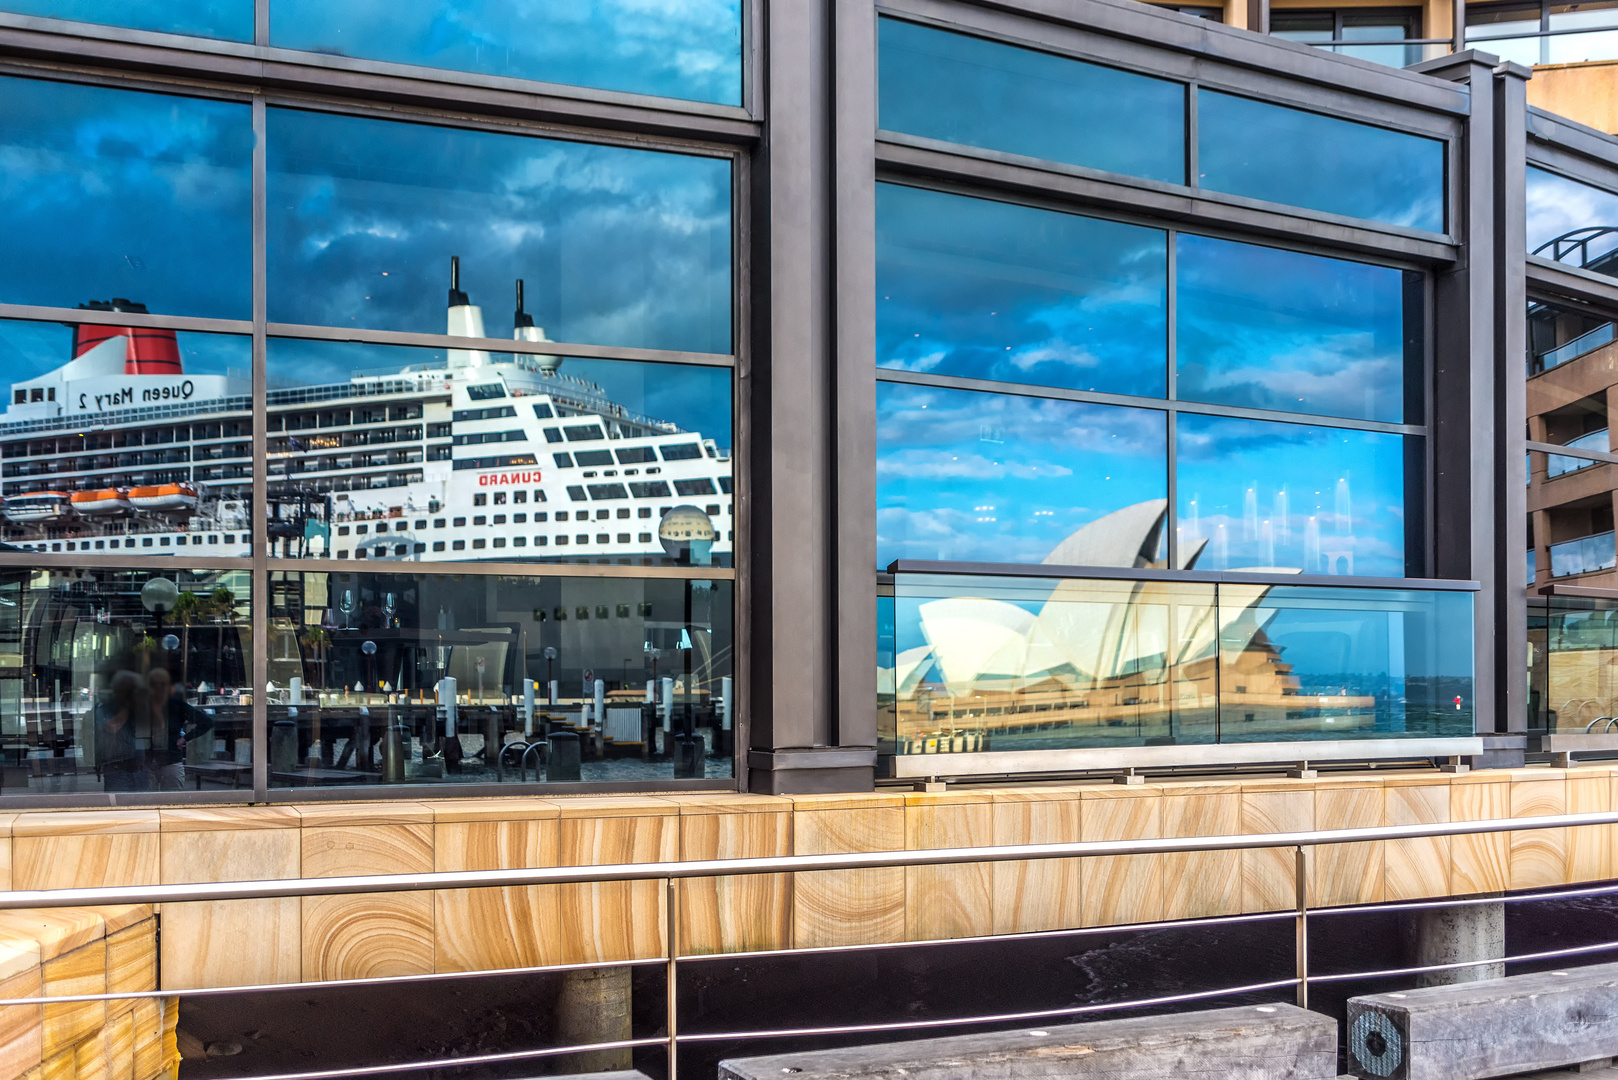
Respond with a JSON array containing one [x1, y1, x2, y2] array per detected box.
[[140, 577, 179, 669]]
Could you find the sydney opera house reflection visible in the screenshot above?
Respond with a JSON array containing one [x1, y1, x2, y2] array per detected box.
[[881, 499, 1472, 756]]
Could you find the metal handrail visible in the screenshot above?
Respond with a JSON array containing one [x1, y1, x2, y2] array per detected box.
[[9, 808, 1618, 1080]]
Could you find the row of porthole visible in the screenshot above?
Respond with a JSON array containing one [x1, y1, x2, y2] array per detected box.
[[334, 529, 738, 559], [25, 535, 238, 552]]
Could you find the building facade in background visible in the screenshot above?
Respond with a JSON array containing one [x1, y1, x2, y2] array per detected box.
[[0, 0, 1610, 800]]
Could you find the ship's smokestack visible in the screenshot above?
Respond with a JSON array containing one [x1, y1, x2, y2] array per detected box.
[[448, 256, 469, 308], [515, 279, 534, 330]]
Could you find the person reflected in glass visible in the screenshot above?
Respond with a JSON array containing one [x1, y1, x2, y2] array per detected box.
[[148, 668, 214, 791], [96, 671, 149, 792]]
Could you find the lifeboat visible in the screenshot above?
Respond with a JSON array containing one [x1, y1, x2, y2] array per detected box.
[[69, 488, 132, 516], [3, 492, 73, 523], [128, 482, 199, 513]]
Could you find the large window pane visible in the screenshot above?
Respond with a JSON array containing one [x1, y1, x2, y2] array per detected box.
[[266, 108, 732, 353], [1175, 234, 1421, 424], [266, 571, 733, 787], [876, 382, 1167, 568], [877, 17, 1185, 184], [1538, 597, 1618, 732], [0, 76, 252, 319], [0, 1, 251, 39], [266, 339, 733, 566], [876, 185, 1168, 397], [0, 567, 252, 796], [1197, 89, 1445, 232], [1217, 584, 1474, 741], [0, 318, 252, 556], [880, 574, 1218, 755], [1527, 166, 1618, 277], [269, 1, 740, 105], [1175, 413, 1418, 578]]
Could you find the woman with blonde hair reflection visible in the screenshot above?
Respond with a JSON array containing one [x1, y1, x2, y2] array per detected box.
[[149, 667, 212, 791], [96, 671, 148, 792]]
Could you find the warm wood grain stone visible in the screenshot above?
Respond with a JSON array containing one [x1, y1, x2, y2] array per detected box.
[[1384, 778, 1451, 901], [302, 823, 433, 980], [792, 805, 905, 949], [1509, 774, 1567, 891], [1314, 783, 1383, 907], [905, 793, 994, 941], [1082, 788, 1162, 927], [1241, 783, 1314, 912], [1162, 789, 1241, 920], [991, 790, 1083, 934], [1451, 775, 1511, 895]]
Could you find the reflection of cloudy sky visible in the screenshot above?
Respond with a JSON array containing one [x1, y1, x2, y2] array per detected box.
[[0, 75, 252, 319], [1176, 413, 1411, 578], [1527, 167, 1618, 268], [1176, 235, 1411, 424], [3, 0, 250, 39], [267, 338, 730, 447], [877, 185, 1167, 397], [0, 318, 248, 414], [876, 382, 1166, 567], [272, 0, 741, 105], [1198, 91, 1444, 233], [878, 18, 1184, 184], [266, 108, 731, 353]]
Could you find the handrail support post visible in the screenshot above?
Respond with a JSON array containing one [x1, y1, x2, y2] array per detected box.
[[667, 876, 679, 1080], [1295, 845, 1309, 1010]]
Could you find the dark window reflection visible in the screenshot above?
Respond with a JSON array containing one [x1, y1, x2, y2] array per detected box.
[[1175, 234, 1421, 424], [876, 382, 1167, 568], [0, 1, 252, 39], [1533, 597, 1618, 732], [1270, 8, 1423, 67], [1527, 166, 1618, 277], [270, 0, 741, 105], [1197, 89, 1445, 232], [877, 185, 1168, 397], [266, 571, 733, 787], [0, 567, 251, 795], [1175, 413, 1418, 578], [878, 17, 1185, 184], [0, 76, 253, 319], [265, 338, 731, 566], [879, 571, 1472, 757], [266, 108, 732, 353], [0, 318, 253, 557]]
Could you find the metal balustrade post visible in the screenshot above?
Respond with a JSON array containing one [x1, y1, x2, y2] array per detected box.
[[667, 877, 679, 1080], [1295, 846, 1309, 1009]]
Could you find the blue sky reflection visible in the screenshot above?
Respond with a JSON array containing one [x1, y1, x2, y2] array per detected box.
[[876, 382, 1166, 567], [0, 1, 251, 40], [266, 108, 732, 354], [1526, 166, 1618, 273], [0, 76, 252, 319], [271, 0, 741, 105], [876, 184, 1167, 397]]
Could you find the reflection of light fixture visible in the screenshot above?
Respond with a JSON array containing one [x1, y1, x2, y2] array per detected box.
[[140, 577, 179, 614]]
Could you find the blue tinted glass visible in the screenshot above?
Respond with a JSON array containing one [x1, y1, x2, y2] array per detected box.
[[270, 0, 740, 105], [877, 186, 1168, 397], [1175, 413, 1416, 578], [266, 109, 732, 353], [1219, 585, 1475, 741], [878, 17, 1185, 184], [1176, 235, 1418, 424], [266, 339, 732, 566], [1197, 90, 1445, 232], [0, 0, 250, 38], [0, 76, 252, 319], [1527, 166, 1618, 276], [876, 382, 1167, 568]]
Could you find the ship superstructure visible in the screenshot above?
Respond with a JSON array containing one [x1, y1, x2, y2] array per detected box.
[[0, 266, 733, 564]]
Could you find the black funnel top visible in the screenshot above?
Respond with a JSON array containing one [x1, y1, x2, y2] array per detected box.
[[448, 255, 470, 308], [515, 279, 535, 329]]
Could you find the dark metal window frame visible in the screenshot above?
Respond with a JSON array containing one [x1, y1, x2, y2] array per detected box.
[[0, 14, 758, 806], [1467, 0, 1618, 57]]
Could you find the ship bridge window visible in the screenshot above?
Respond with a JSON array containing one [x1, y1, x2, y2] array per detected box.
[[630, 481, 671, 499], [493, 514, 506, 525], [532, 403, 554, 418], [575, 450, 614, 467], [514, 513, 527, 523], [617, 508, 631, 519], [28, 389, 41, 403], [466, 383, 507, 401], [514, 491, 527, 504], [553, 453, 574, 468], [474, 515, 487, 526], [567, 486, 587, 501], [638, 508, 652, 519], [494, 492, 506, 505], [451, 406, 517, 422], [563, 424, 605, 442], [543, 428, 563, 444], [453, 516, 466, 526], [675, 478, 717, 496], [588, 484, 629, 500], [474, 493, 487, 506], [434, 518, 446, 528], [616, 447, 657, 464], [660, 444, 702, 461], [534, 489, 546, 502], [535, 512, 548, 523], [718, 477, 733, 494]]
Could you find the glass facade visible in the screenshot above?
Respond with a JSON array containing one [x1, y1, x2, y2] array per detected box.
[[1469, 0, 1618, 65], [1196, 90, 1446, 232], [0, 567, 252, 796], [1270, 8, 1424, 67], [1527, 167, 1618, 278], [266, 572, 732, 787], [879, 572, 1474, 757], [0, 0, 252, 40]]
